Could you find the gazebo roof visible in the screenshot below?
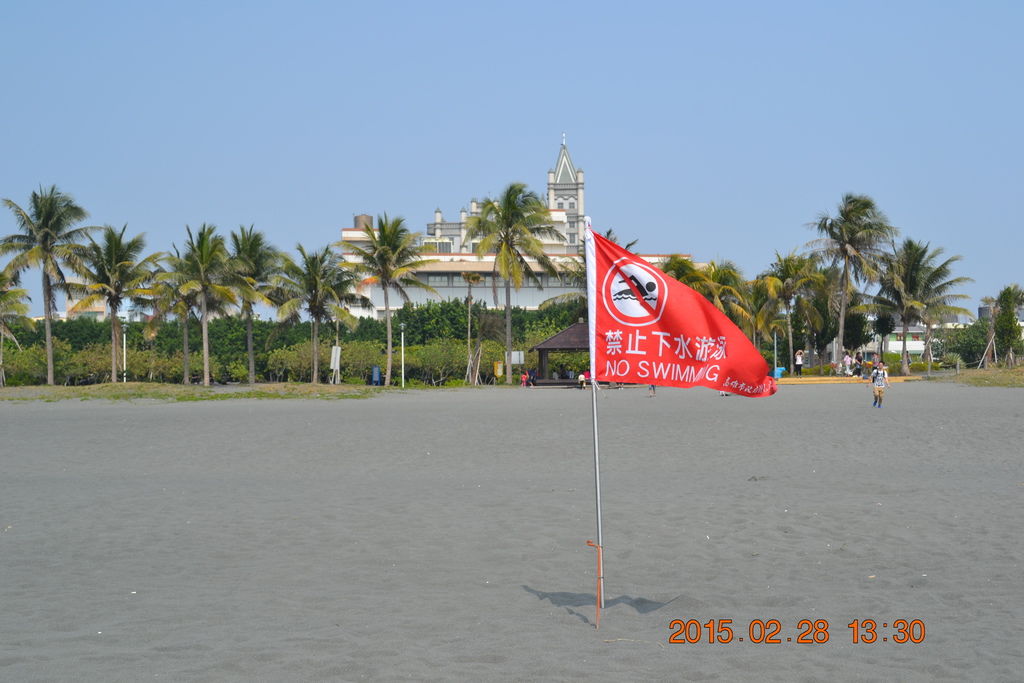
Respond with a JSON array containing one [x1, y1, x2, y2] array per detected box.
[[530, 321, 589, 352]]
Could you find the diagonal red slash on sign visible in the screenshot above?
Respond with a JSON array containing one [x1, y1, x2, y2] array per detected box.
[[608, 260, 660, 318]]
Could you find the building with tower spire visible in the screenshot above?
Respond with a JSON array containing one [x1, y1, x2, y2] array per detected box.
[[338, 137, 679, 318], [547, 136, 585, 249]]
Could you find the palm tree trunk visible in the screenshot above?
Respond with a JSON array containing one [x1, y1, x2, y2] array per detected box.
[[383, 288, 393, 386], [246, 311, 256, 384], [111, 311, 121, 384], [835, 261, 849, 365], [900, 320, 912, 375], [924, 323, 933, 377], [504, 278, 512, 384], [42, 273, 54, 385], [182, 315, 191, 384], [804, 313, 817, 367], [311, 318, 320, 384], [471, 339, 482, 385], [201, 293, 211, 387]]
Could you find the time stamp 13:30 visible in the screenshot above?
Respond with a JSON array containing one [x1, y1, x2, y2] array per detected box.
[[668, 619, 926, 645]]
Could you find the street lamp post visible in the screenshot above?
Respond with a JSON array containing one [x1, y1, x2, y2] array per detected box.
[[400, 322, 405, 388]]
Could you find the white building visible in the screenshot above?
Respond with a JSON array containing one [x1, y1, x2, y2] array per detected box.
[[339, 140, 680, 318], [62, 277, 107, 321]]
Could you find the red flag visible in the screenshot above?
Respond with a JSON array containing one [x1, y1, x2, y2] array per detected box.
[[585, 229, 776, 397]]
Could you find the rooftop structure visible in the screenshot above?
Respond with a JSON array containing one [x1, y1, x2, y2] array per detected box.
[[339, 139, 684, 318]]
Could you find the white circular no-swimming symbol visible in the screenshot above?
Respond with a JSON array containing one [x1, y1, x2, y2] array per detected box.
[[602, 258, 668, 326]]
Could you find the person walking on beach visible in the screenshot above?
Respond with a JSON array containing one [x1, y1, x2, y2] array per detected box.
[[794, 350, 804, 376], [869, 360, 890, 408]]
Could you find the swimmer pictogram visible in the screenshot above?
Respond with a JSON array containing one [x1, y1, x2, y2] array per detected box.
[[613, 273, 658, 302], [602, 258, 667, 326]]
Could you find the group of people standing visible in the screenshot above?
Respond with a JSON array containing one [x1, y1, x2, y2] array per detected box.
[[792, 350, 867, 377], [841, 351, 866, 377], [792, 349, 891, 407], [520, 368, 593, 388]]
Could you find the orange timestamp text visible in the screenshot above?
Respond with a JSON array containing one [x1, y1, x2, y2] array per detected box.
[[668, 618, 926, 644]]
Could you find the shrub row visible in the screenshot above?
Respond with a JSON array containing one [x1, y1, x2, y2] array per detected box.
[[2, 338, 590, 386]]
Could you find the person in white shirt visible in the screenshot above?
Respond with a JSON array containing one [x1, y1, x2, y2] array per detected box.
[[869, 361, 890, 408]]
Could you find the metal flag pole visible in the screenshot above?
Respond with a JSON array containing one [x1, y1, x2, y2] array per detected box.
[[582, 222, 605, 628], [589, 378, 605, 618]]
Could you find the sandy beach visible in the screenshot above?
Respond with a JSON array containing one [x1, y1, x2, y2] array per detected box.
[[1, 382, 1021, 681]]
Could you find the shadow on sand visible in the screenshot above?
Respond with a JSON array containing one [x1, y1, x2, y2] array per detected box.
[[523, 585, 680, 627]]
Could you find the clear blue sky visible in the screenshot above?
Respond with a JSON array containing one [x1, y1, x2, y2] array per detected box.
[[3, 0, 1020, 318]]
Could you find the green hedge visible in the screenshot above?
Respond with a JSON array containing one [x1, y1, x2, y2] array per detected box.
[[2, 300, 590, 386]]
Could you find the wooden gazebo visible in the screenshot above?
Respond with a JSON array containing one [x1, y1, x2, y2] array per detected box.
[[529, 321, 589, 381]]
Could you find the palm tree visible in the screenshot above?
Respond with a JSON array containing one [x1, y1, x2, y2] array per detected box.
[[68, 225, 162, 382], [152, 246, 200, 383], [230, 225, 281, 384], [663, 256, 751, 328], [464, 183, 562, 383], [803, 265, 841, 369], [870, 239, 972, 375], [172, 225, 236, 386], [275, 244, 367, 383], [765, 251, 824, 373], [661, 255, 699, 282], [339, 214, 436, 386], [920, 268, 975, 374], [0, 270, 33, 387], [1, 185, 94, 384], [744, 275, 784, 350], [807, 194, 896, 364], [460, 271, 483, 383], [469, 309, 506, 386]]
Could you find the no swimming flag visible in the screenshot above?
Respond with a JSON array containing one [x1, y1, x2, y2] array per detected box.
[[584, 228, 776, 398]]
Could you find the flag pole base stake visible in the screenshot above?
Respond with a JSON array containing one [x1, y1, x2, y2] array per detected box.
[[586, 540, 604, 629]]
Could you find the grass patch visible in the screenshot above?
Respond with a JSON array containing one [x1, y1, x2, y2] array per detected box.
[[0, 382, 380, 402], [942, 367, 1024, 388]]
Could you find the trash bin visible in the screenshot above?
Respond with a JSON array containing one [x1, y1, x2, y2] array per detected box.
[[371, 365, 381, 386], [772, 367, 786, 379]]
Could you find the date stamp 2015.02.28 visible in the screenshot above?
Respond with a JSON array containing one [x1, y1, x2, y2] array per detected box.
[[668, 618, 926, 645]]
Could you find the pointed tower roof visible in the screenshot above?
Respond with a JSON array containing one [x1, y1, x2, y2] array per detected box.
[[552, 142, 577, 185]]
